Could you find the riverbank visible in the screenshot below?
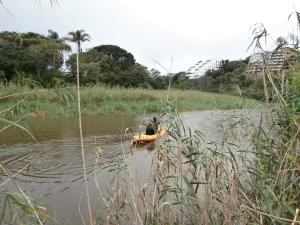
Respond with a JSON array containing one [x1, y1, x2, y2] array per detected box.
[[0, 85, 260, 118]]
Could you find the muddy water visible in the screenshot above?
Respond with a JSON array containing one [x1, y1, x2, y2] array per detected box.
[[0, 110, 262, 225]]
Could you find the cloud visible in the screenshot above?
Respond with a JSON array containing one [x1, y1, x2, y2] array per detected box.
[[0, 0, 298, 72]]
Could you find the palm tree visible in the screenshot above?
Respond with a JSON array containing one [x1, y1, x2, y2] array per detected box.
[[66, 29, 93, 225], [67, 29, 90, 53], [66, 29, 90, 81]]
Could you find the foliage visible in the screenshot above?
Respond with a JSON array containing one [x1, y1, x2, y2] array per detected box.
[[0, 30, 195, 90], [0, 31, 70, 87], [2, 30, 264, 93], [0, 85, 259, 118], [170, 71, 190, 89], [67, 45, 151, 87], [66, 29, 90, 52], [0, 39, 33, 82], [93, 45, 135, 69], [185, 58, 263, 99], [147, 68, 169, 89]]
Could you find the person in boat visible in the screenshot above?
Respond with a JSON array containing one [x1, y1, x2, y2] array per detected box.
[[145, 117, 160, 135]]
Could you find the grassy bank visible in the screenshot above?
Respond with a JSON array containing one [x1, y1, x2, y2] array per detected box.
[[0, 85, 260, 118]]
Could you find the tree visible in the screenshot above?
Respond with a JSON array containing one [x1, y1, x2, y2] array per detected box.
[[0, 39, 33, 82], [46, 29, 71, 69], [171, 71, 189, 89], [67, 29, 90, 53], [148, 69, 168, 89], [27, 39, 70, 86], [0, 31, 71, 86], [93, 45, 135, 69], [66, 29, 91, 87], [66, 44, 151, 87], [47, 29, 59, 40], [66, 29, 93, 225]]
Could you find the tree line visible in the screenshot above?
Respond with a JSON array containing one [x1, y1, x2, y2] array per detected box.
[[0, 30, 171, 89], [184, 59, 265, 99], [2, 29, 297, 100]]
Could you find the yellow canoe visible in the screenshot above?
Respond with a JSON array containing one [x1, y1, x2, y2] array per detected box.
[[132, 128, 167, 143]]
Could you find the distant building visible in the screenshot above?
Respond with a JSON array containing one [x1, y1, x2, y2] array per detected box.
[[186, 59, 220, 78], [245, 47, 297, 74]]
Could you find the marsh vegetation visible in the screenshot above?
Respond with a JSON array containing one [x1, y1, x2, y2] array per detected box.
[[0, 85, 259, 119]]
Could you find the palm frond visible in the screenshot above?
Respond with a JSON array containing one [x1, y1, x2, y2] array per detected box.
[[81, 33, 91, 38], [67, 29, 91, 47], [81, 34, 91, 42], [68, 31, 76, 36]]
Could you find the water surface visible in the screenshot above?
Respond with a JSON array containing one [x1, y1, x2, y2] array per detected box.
[[0, 110, 262, 224]]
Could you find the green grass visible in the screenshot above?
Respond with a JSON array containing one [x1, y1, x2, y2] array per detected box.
[[0, 85, 260, 118]]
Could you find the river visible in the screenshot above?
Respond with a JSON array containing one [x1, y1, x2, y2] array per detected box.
[[0, 110, 262, 225]]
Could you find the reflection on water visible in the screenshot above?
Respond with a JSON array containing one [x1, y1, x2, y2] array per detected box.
[[0, 110, 262, 225]]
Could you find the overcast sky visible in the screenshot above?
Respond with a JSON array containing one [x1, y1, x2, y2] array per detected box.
[[0, 0, 299, 72]]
